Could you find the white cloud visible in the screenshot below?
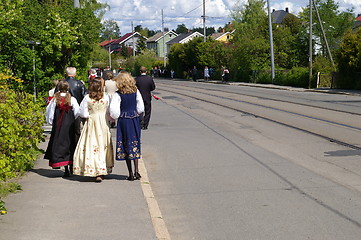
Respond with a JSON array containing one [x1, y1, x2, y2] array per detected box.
[[99, 0, 361, 34]]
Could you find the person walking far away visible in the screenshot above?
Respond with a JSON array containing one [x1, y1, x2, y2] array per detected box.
[[45, 80, 80, 178], [110, 72, 144, 181], [192, 66, 198, 82], [222, 67, 230, 83], [104, 71, 118, 128], [204, 66, 210, 81], [135, 66, 156, 130], [72, 77, 114, 182]]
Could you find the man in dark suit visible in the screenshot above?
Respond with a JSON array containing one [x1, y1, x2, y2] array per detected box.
[[135, 66, 156, 130], [62, 67, 87, 143]]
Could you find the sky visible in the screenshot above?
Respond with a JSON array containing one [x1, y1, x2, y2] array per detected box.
[[98, 0, 361, 35]]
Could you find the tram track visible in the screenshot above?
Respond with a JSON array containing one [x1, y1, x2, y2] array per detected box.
[[156, 82, 361, 150]]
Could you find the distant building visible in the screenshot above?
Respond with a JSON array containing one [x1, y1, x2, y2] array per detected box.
[[146, 31, 178, 57], [354, 14, 361, 30], [166, 32, 204, 54], [209, 31, 234, 42], [271, 8, 295, 25], [107, 32, 147, 53]]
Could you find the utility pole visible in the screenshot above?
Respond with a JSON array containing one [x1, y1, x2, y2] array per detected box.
[[202, 0, 206, 42], [266, 0, 275, 83], [309, 0, 313, 89], [131, 21, 135, 57], [312, 0, 335, 69], [27, 40, 41, 102], [162, 9, 166, 68]]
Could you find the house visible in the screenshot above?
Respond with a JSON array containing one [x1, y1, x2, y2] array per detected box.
[[108, 32, 147, 53], [209, 31, 234, 42], [166, 32, 204, 54], [353, 14, 361, 30], [146, 31, 178, 57], [99, 39, 116, 50], [271, 8, 294, 25]]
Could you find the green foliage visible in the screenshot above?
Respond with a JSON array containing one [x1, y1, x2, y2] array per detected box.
[[0, 72, 44, 182], [175, 24, 188, 34], [299, 0, 354, 57], [275, 67, 309, 88], [0, 0, 105, 97], [336, 28, 361, 89], [231, 0, 270, 72], [134, 49, 158, 76], [100, 19, 120, 41]]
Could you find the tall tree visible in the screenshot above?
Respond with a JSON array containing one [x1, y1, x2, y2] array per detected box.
[[231, 0, 269, 76], [299, 0, 354, 57], [175, 24, 188, 34], [101, 19, 120, 41]]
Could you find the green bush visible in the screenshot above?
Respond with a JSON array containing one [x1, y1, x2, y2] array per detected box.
[[0, 72, 44, 181]]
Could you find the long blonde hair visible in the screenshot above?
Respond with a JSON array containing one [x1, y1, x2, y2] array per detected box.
[[88, 77, 104, 101], [115, 71, 137, 94], [54, 80, 71, 106]]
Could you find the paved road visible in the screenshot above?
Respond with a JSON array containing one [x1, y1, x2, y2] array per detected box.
[[2, 80, 361, 240], [142, 80, 361, 239]]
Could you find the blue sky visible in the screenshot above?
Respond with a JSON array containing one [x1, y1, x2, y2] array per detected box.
[[98, 0, 361, 35]]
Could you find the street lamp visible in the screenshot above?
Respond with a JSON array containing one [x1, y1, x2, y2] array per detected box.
[[27, 40, 41, 102]]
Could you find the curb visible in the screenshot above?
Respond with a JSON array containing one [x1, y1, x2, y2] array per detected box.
[[139, 157, 171, 240]]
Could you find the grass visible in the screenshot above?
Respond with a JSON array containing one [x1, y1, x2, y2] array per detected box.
[[0, 181, 22, 215]]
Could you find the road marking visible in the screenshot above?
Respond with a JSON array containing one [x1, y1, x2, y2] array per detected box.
[[139, 157, 171, 240]]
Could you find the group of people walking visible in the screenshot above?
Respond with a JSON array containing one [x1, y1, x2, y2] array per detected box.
[[44, 66, 155, 182]]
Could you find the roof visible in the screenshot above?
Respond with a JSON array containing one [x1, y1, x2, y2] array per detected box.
[[99, 39, 115, 47], [271, 9, 290, 24], [146, 31, 177, 43], [210, 32, 229, 40], [166, 32, 203, 45], [112, 32, 147, 45], [354, 21, 361, 29], [146, 32, 163, 42]]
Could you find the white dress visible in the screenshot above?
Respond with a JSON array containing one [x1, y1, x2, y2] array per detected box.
[[73, 94, 114, 176]]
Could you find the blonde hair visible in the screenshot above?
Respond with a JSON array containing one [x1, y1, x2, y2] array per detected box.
[[115, 72, 137, 94], [54, 80, 71, 106], [88, 77, 104, 101]]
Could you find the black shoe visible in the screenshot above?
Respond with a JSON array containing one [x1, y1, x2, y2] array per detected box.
[[62, 171, 70, 178], [127, 176, 134, 181], [134, 172, 141, 180]]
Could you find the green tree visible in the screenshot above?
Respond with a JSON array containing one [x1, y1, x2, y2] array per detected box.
[[231, 0, 270, 80], [337, 28, 361, 89], [299, 0, 354, 57], [175, 24, 188, 34], [101, 19, 120, 41]]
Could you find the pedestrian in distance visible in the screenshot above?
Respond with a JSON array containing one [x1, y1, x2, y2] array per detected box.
[[109, 72, 144, 181], [222, 67, 230, 83], [135, 66, 156, 130], [104, 71, 117, 128], [45, 80, 80, 178], [73, 77, 114, 182], [204, 66, 210, 81], [192, 66, 198, 81]]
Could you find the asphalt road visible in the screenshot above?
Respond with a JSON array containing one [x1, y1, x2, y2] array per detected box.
[[141, 80, 361, 239]]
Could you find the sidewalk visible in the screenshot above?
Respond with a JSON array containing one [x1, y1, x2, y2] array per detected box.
[[0, 126, 157, 240]]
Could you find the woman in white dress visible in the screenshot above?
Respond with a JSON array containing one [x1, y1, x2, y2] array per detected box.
[[73, 77, 114, 182]]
